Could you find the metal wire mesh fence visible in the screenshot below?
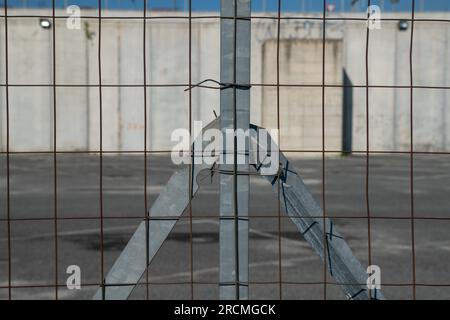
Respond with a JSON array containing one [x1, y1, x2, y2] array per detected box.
[[1, 0, 450, 300]]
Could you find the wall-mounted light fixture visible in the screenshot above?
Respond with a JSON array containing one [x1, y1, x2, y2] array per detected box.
[[39, 19, 52, 29], [398, 20, 409, 31]]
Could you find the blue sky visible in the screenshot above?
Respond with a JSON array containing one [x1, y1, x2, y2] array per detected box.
[[3, 0, 450, 12]]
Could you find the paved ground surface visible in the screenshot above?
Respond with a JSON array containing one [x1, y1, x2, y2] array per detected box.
[[0, 153, 449, 300]]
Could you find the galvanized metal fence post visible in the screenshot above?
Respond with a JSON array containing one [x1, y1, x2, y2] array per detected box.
[[219, 0, 251, 300]]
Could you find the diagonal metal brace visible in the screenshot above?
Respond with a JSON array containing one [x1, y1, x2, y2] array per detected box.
[[93, 119, 219, 300], [249, 124, 384, 300]]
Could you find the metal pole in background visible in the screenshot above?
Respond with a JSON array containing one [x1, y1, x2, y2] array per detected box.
[[219, 0, 250, 300]]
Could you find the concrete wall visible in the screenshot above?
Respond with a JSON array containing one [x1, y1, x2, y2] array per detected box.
[[261, 39, 343, 151], [0, 10, 449, 152], [342, 14, 450, 152]]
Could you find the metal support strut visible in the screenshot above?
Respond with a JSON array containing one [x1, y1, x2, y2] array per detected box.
[[219, 0, 251, 300]]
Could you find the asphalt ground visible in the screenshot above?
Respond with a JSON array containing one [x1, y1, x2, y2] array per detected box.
[[0, 153, 449, 299]]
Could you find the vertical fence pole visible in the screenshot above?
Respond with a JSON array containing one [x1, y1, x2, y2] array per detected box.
[[219, 0, 251, 300]]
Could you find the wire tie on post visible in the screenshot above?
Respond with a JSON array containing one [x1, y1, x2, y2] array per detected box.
[[101, 278, 106, 300], [301, 221, 318, 236], [349, 288, 367, 300], [282, 160, 289, 183], [329, 221, 333, 241], [326, 236, 333, 276], [373, 288, 378, 300], [184, 79, 251, 92], [211, 161, 217, 183]]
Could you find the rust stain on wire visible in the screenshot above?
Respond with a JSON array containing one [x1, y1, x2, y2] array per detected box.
[[409, 0, 417, 300], [2, 214, 450, 223], [2, 13, 450, 23], [2, 149, 450, 155], [365, 0, 372, 299], [1, 280, 449, 291], [188, 0, 194, 300], [321, 0, 328, 300], [51, 0, 59, 300], [4, 0, 12, 301], [3, 83, 450, 89], [276, 0, 283, 300], [233, 0, 239, 300], [97, 0, 105, 300], [143, 0, 149, 301]]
